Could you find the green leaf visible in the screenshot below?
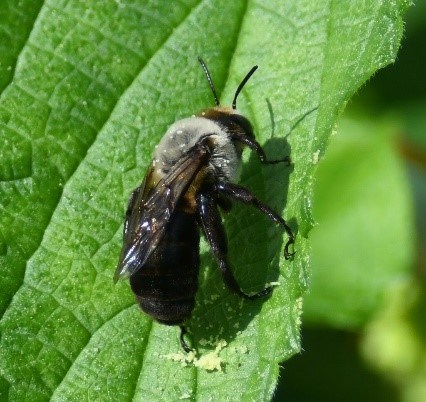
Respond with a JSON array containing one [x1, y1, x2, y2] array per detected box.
[[304, 117, 415, 328], [361, 281, 426, 402], [0, 0, 44, 92], [0, 1, 409, 400]]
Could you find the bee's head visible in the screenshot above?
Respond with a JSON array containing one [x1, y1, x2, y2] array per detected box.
[[197, 106, 255, 140], [197, 57, 257, 139]]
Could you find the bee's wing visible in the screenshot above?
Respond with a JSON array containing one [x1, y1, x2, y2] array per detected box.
[[114, 142, 210, 281]]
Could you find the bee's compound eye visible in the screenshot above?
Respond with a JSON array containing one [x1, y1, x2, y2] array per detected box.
[[230, 114, 255, 138]]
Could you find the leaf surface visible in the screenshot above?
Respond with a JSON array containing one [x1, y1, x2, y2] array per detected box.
[[0, 1, 408, 400]]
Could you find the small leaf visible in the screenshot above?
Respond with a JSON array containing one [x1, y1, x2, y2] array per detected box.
[[0, 1, 409, 400]]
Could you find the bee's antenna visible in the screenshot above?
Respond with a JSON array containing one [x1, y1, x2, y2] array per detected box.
[[197, 56, 220, 106], [232, 65, 258, 110]]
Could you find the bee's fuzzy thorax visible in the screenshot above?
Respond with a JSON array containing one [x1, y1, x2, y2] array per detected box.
[[153, 116, 241, 183]]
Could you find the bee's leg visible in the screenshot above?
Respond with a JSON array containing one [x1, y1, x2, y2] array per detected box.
[[215, 182, 295, 259], [231, 134, 291, 165], [197, 192, 272, 300], [179, 326, 193, 353]]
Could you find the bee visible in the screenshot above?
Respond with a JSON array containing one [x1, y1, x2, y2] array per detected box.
[[114, 57, 295, 352]]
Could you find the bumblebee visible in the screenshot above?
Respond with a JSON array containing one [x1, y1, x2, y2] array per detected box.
[[115, 57, 295, 352]]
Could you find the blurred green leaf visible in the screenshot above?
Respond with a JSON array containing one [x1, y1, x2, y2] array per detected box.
[[0, 1, 409, 400], [399, 101, 426, 150], [361, 282, 426, 402], [304, 117, 415, 328], [274, 328, 399, 402]]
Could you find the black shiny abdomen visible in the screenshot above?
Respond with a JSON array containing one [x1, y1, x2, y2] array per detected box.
[[129, 210, 200, 325]]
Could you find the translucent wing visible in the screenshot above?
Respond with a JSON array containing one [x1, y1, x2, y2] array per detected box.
[[114, 142, 210, 281]]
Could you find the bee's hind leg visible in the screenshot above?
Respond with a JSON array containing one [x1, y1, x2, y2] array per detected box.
[[196, 192, 272, 300]]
